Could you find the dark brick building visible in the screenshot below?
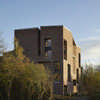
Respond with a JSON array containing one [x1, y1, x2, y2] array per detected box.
[[15, 25, 81, 95]]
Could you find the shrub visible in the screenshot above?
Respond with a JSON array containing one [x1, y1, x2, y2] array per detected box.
[[0, 40, 53, 100], [81, 64, 100, 100]]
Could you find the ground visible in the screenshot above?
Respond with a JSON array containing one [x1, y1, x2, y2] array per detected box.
[[54, 96, 89, 100]]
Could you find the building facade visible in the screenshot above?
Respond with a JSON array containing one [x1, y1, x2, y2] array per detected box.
[[15, 25, 81, 95]]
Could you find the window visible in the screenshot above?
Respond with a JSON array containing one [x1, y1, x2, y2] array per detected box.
[[68, 64, 71, 82], [45, 39, 51, 47], [45, 39, 52, 58], [73, 80, 77, 86], [64, 85, 68, 95], [64, 40, 67, 60], [45, 50, 52, 58], [79, 53, 81, 67], [77, 69, 79, 83]]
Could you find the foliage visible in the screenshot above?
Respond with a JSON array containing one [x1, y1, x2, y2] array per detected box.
[[0, 40, 53, 100], [54, 62, 61, 81], [81, 64, 100, 100]]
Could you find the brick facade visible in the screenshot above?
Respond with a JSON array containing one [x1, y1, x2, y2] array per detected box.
[[15, 25, 81, 95]]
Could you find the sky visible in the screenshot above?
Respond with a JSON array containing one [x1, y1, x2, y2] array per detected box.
[[0, 0, 100, 65]]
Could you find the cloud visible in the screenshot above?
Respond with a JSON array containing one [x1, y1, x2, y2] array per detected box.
[[79, 37, 100, 65], [95, 29, 100, 33], [79, 36, 100, 42]]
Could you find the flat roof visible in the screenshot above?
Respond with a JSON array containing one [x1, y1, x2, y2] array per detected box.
[[15, 27, 39, 31]]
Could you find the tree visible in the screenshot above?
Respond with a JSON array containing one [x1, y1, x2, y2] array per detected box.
[[0, 40, 53, 100], [81, 64, 100, 100]]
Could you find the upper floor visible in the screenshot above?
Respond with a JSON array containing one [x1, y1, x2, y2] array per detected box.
[[15, 25, 81, 65]]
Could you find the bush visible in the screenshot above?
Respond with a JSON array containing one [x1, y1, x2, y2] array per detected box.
[[81, 64, 100, 100], [0, 41, 53, 100]]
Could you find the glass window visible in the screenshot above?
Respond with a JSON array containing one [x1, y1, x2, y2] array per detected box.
[[64, 40, 67, 60], [68, 64, 71, 82], [45, 38, 52, 58], [45, 39, 51, 47], [47, 50, 52, 58], [79, 53, 81, 67], [77, 69, 79, 83]]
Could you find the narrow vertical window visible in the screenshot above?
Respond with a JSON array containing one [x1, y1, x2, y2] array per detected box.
[[64, 40, 67, 60], [45, 39, 52, 58], [68, 64, 71, 82], [77, 69, 79, 83], [79, 53, 81, 67]]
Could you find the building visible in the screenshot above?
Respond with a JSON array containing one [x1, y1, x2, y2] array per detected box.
[[15, 25, 81, 95]]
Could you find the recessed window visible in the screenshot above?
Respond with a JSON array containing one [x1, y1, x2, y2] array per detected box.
[[45, 39, 52, 58], [68, 64, 71, 82], [77, 69, 79, 83], [64, 40, 67, 60], [45, 51, 48, 57], [45, 39, 51, 47], [79, 53, 81, 67], [45, 50, 52, 58], [73, 80, 77, 86]]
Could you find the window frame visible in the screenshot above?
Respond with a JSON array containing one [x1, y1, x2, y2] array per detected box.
[[44, 38, 52, 58]]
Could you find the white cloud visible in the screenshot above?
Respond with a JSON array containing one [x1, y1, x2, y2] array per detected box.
[[79, 36, 100, 42], [79, 37, 100, 65], [95, 29, 100, 33]]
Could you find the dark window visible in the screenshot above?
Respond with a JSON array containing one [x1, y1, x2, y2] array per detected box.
[[44, 39, 52, 58], [73, 80, 77, 86], [64, 40, 67, 60], [79, 53, 81, 67], [77, 69, 79, 83], [68, 64, 71, 82], [64, 85, 68, 95]]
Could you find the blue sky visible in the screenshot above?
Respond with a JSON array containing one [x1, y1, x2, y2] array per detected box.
[[0, 0, 100, 65]]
